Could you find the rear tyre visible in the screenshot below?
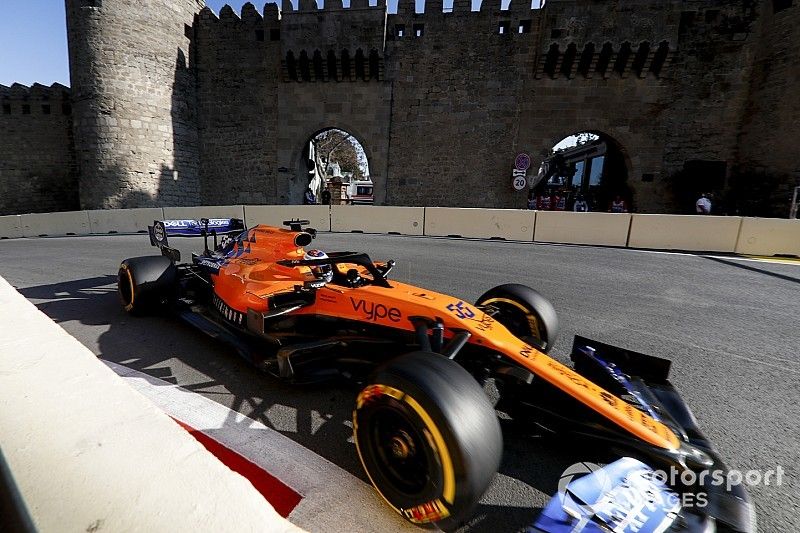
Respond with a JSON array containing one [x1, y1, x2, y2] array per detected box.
[[476, 283, 559, 353], [117, 256, 177, 316], [353, 351, 502, 531]]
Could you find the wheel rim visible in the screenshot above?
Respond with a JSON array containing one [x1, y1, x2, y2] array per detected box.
[[484, 299, 543, 344], [367, 406, 434, 497], [118, 266, 135, 311]]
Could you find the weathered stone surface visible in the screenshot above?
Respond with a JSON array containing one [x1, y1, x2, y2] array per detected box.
[[0, 0, 796, 215], [0, 83, 78, 214], [64, 0, 203, 209]]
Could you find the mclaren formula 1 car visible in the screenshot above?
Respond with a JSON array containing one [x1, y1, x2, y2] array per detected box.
[[117, 217, 754, 532]]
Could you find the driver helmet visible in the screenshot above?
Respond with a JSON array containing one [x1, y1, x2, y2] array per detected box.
[[304, 249, 333, 282]]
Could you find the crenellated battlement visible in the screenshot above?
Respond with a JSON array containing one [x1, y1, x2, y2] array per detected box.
[[0, 83, 72, 115], [0, 83, 70, 100], [3, 0, 795, 217], [193, 0, 706, 84]]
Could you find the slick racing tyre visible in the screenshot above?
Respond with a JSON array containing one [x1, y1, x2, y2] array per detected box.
[[118, 256, 177, 316], [476, 283, 559, 353], [353, 351, 502, 531]]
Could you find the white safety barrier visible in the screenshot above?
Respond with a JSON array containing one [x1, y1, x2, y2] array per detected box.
[[1, 206, 798, 257], [331, 205, 424, 235], [163, 205, 246, 221], [628, 214, 743, 252], [0, 275, 303, 533], [0, 214, 22, 239], [534, 211, 632, 247], [87, 207, 165, 234], [735, 217, 800, 257], [424, 207, 536, 240], [244, 205, 331, 231], [19, 210, 91, 237]]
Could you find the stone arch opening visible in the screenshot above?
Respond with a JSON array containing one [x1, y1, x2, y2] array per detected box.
[[299, 50, 311, 82], [532, 131, 631, 212], [292, 127, 373, 205], [354, 49, 366, 81], [577, 43, 595, 78], [327, 50, 338, 80], [596, 42, 613, 77], [313, 50, 324, 81]]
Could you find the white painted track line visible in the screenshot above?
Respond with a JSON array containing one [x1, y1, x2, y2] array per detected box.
[[106, 361, 418, 533]]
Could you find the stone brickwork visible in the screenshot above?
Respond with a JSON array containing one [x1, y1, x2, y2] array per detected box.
[[0, 0, 796, 215], [65, 0, 204, 209], [736, 0, 800, 214], [0, 83, 78, 215], [195, 3, 281, 205]]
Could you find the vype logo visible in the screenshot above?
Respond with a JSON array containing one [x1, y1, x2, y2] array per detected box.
[[350, 297, 401, 322]]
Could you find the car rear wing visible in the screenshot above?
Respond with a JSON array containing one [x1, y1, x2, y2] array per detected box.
[[148, 218, 245, 262]]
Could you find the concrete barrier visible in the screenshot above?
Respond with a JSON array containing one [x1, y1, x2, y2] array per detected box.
[[424, 207, 536, 241], [19, 210, 91, 237], [3, 206, 797, 259], [534, 211, 631, 247], [331, 205, 424, 235], [628, 214, 742, 252], [163, 205, 245, 221], [87, 207, 165, 234], [735, 217, 800, 257], [244, 205, 331, 232], [0, 275, 302, 532], [0, 215, 22, 239]]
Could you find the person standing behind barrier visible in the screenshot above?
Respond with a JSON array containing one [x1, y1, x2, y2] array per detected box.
[[573, 194, 589, 212], [553, 190, 567, 211], [696, 193, 712, 215], [321, 188, 331, 205], [538, 192, 552, 211], [609, 194, 628, 213], [303, 187, 317, 205], [527, 190, 537, 210]]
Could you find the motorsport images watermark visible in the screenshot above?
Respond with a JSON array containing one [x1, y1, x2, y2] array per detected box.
[[558, 461, 785, 509]]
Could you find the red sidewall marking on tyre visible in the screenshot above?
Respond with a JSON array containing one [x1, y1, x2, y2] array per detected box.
[[173, 417, 302, 517]]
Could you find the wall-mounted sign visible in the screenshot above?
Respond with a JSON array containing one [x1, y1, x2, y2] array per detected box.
[[515, 153, 531, 171], [512, 169, 527, 191], [512, 153, 531, 191]]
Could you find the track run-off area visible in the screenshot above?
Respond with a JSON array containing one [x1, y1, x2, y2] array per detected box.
[[1, 233, 797, 532]]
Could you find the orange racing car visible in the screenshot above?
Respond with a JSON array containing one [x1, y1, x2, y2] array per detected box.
[[117, 218, 753, 533]]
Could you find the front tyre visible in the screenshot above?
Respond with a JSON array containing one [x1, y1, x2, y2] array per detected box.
[[118, 256, 177, 315], [353, 351, 502, 531], [476, 283, 559, 353]]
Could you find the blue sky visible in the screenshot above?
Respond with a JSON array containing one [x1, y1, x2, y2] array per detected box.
[[0, 0, 537, 87]]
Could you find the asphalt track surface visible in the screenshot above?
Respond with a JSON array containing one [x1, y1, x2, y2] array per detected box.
[[1, 233, 798, 532]]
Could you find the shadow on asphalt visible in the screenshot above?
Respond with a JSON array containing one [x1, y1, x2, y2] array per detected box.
[[21, 275, 608, 533], [703, 256, 800, 284]]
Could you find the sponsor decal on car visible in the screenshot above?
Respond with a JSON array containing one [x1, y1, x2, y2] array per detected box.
[[212, 294, 245, 325], [402, 499, 450, 524], [153, 222, 166, 242], [446, 300, 475, 320], [197, 258, 222, 272], [350, 297, 402, 322]]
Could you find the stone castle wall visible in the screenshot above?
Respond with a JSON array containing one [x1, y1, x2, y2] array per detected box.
[[0, 83, 78, 215], [1, 0, 796, 216], [195, 3, 280, 206], [65, 0, 204, 209], [735, 0, 800, 215], [187, 0, 778, 213]]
